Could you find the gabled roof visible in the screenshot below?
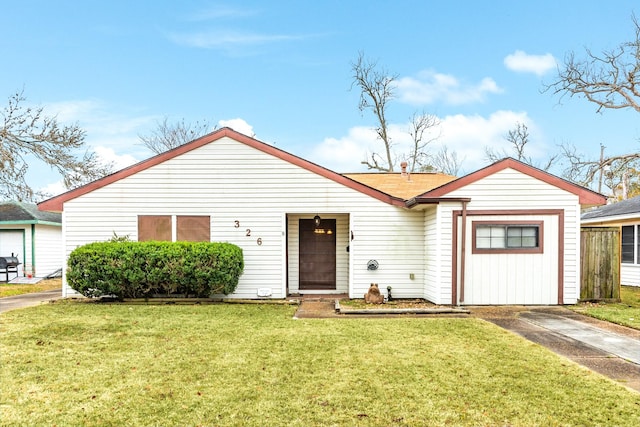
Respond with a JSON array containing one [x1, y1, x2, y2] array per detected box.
[[38, 127, 408, 212], [410, 157, 606, 206], [0, 201, 61, 225], [344, 172, 457, 199], [582, 195, 640, 222]]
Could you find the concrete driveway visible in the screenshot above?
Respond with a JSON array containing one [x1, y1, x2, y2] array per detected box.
[[0, 289, 62, 314], [470, 306, 640, 392]]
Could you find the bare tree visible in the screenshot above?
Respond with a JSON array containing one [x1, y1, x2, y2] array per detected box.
[[351, 52, 446, 173], [432, 145, 464, 176], [545, 14, 640, 198], [140, 116, 215, 155], [546, 14, 640, 113], [0, 89, 113, 202], [485, 122, 557, 171], [351, 52, 397, 172], [405, 112, 440, 173], [560, 143, 640, 197]]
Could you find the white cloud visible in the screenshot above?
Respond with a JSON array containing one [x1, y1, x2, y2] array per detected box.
[[218, 118, 255, 137], [168, 30, 305, 50], [310, 110, 551, 175], [39, 180, 67, 198], [309, 127, 378, 172], [186, 6, 257, 21], [395, 70, 503, 106], [436, 110, 534, 172], [504, 50, 557, 76], [93, 146, 138, 170]]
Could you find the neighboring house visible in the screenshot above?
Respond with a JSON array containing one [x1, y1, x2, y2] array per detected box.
[[581, 196, 640, 287], [38, 128, 605, 304], [0, 201, 63, 279]]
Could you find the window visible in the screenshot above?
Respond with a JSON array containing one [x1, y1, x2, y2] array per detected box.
[[138, 216, 171, 241], [621, 225, 636, 264], [473, 221, 543, 254], [177, 216, 210, 242], [138, 215, 210, 242]]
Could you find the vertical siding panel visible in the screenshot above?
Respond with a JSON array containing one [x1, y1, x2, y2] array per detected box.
[[34, 225, 63, 277]]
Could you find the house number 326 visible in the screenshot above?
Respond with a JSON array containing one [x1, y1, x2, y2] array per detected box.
[[235, 221, 261, 245]]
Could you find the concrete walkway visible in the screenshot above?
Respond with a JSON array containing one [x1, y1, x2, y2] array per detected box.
[[0, 289, 62, 314], [519, 311, 640, 365]]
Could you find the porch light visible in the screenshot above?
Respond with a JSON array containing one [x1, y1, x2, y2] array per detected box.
[[314, 214, 321, 228]]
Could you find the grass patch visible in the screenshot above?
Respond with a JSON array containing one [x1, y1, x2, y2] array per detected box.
[[0, 278, 61, 298], [1, 303, 639, 427], [571, 285, 640, 330]]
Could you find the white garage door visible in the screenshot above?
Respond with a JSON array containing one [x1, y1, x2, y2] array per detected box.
[[0, 230, 25, 277], [459, 215, 559, 305]]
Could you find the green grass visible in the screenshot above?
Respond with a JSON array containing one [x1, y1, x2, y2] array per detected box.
[[1, 303, 639, 427], [571, 285, 640, 329]]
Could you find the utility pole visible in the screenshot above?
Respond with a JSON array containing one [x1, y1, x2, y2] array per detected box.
[[598, 144, 605, 194]]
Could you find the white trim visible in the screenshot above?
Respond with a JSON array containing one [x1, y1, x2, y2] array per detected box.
[[582, 213, 639, 224], [281, 213, 287, 298]]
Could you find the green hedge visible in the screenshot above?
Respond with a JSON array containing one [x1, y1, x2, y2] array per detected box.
[[66, 241, 244, 299]]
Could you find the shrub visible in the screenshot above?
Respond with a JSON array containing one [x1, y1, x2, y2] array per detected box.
[[66, 241, 244, 299]]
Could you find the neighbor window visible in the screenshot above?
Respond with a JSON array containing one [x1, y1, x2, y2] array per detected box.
[[621, 225, 639, 264], [473, 221, 543, 254], [138, 215, 210, 242]]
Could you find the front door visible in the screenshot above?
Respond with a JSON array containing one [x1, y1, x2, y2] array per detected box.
[[299, 219, 336, 290]]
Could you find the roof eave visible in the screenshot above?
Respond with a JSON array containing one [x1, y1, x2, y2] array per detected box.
[[405, 197, 472, 209], [417, 158, 607, 206], [582, 212, 640, 224]]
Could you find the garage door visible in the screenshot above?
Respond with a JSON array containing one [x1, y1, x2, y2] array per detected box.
[[458, 214, 559, 305], [0, 230, 25, 277]]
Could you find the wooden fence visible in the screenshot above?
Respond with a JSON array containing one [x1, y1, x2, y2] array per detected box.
[[580, 227, 620, 301]]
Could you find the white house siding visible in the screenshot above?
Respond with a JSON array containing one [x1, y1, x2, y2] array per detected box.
[[423, 203, 459, 305], [434, 168, 582, 305], [349, 207, 425, 299], [34, 225, 63, 277], [61, 136, 426, 299], [621, 265, 640, 287]]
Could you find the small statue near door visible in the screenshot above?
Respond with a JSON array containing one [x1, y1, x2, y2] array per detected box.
[[364, 283, 385, 304]]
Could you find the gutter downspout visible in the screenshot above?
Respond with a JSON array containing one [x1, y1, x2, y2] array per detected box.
[[459, 201, 468, 304]]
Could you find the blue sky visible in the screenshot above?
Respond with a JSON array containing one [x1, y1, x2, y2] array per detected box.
[[1, 0, 638, 196]]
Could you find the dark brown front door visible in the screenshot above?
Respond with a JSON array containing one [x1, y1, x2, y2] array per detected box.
[[299, 219, 336, 290]]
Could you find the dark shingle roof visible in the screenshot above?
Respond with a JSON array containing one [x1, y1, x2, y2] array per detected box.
[[581, 195, 640, 220], [0, 201, 62, 224]]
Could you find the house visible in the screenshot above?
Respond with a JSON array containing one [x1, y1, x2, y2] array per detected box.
[[581, 195, 640, 287], [0, 201, 63, 280], [38, 128, 605, 304]]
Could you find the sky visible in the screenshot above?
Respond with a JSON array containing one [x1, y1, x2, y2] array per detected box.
[[1, 0, 639, 198]]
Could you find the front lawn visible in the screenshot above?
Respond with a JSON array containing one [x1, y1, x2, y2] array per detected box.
[[1, 303, 639, 426], [571, 285, 640, 330]]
